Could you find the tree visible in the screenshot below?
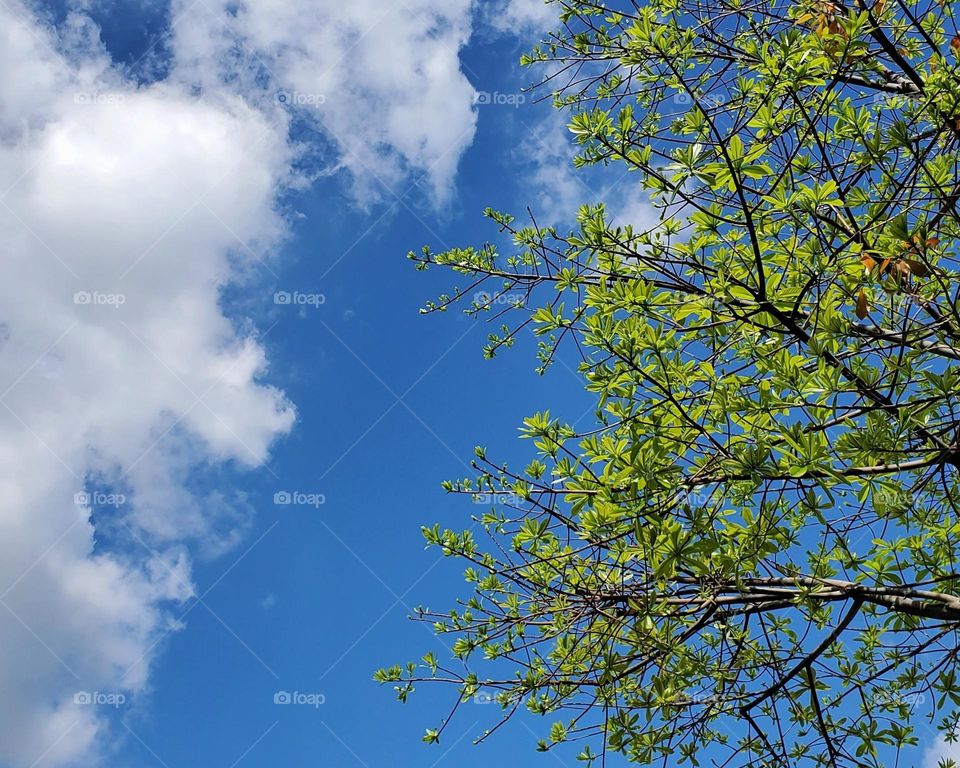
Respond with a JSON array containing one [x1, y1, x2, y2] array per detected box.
[[376, 1, 960, 765]]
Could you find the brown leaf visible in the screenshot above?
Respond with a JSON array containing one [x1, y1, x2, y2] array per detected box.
[[903, 258, 929, 277], [893, 261, 911, 278], [856, 290, 870, 319]]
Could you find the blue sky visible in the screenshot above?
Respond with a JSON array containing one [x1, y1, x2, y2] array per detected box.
[[0, 2, 621, 766], [0, 2, 950, 767]]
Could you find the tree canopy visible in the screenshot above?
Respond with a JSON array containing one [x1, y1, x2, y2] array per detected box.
[[377, 0, 960, 765]]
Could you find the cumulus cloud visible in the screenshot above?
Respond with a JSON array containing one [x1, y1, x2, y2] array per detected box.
[[0, 5, 296, 766], [516, 110, 662, 232], [0, 0, 489, 763], [484, 0, 557, 37], [169, 0, 478, 203], [926, 735, 960, 768]]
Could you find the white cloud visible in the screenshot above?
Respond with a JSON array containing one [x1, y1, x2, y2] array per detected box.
[[0, 5, 297, 766], [0, 0, 489, 763], [518, 111, 662, 232], [612, 185, 666, 232], [926, 735, 960, 768], [169, 0, 478, 204], [485, 0, 557, 37]]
